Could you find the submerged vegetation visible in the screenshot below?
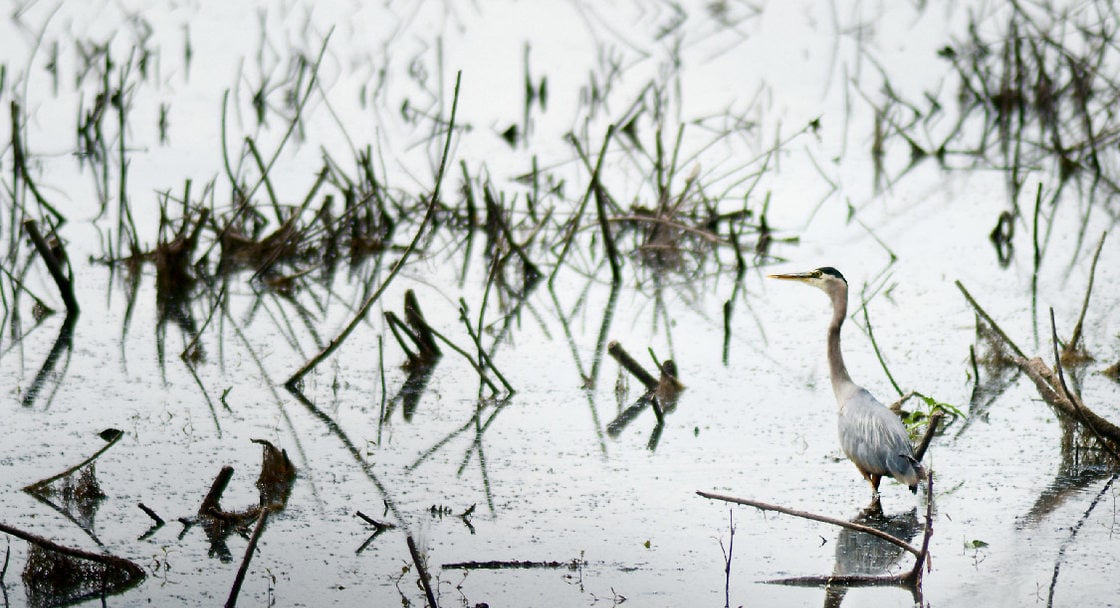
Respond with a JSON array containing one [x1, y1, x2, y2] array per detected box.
[[0, 1, 1118, 606]]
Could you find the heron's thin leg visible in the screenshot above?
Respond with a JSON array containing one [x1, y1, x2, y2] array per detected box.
[[869, 474, 882, 497]]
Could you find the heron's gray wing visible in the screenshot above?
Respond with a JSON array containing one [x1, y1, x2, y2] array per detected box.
[[838, 389, 919, 486]]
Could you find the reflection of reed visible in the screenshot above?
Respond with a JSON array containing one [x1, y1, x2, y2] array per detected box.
[[604, 341, 683, 451], [1021, 415, 1119, 526], [26, 467, 106, 549], [23, 430, 123, 547], [20, 312, 76, 409], [22, 540, 144, 608]]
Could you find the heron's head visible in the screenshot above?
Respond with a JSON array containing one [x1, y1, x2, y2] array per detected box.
[[767, 266, 847, 297]]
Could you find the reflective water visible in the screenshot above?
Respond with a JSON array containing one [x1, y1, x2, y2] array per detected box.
[[1, 1, 1118, 607]]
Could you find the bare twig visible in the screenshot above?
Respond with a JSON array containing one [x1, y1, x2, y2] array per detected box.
[[356, 511, 395, 532], [913, 411, 943, 462], [721, 510, 735, 608]]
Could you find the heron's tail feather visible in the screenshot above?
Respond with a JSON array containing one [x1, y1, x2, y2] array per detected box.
[[903, 454, 927, 493]]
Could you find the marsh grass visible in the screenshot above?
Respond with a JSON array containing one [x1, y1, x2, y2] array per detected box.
[[0, 4, 1002, 606], [861, 2, 1120, 276]]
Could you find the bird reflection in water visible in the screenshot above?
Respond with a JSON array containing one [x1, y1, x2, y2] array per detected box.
[[824, 503, 921, 608]]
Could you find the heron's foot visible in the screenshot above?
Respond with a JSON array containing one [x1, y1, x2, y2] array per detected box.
[[859, 500, 884, 518]]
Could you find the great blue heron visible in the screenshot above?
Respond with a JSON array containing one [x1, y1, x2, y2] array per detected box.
[[769, 267, 925, 501]]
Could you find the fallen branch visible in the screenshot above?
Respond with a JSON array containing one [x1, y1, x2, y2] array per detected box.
[[696, 491, 921, 558], [441, 559, 584, 570], [1015, 357, 1120, 447], [705, 473, 936, 590]]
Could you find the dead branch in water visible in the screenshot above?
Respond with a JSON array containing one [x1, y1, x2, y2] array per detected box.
[[699, 472, 936, 589], [1014, 330, 1120, 452], [959, 257, 1120, 452]]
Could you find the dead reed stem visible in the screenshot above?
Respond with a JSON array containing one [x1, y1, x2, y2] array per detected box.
[[224, 507, 271, 608], [607, 340, 658, 390], [551, 127, 615, 287], [1063, 231, 1106, 360], [954, 280, 1027, 359], [22, 220, 79, 315], [285, 71, 462, 388], [594, 182, 621, 284], [10, 102, 66, 225], [407, 534, 439, 608]]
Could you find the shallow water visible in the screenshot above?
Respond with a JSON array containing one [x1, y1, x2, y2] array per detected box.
[[1, 1, 1119, 607]]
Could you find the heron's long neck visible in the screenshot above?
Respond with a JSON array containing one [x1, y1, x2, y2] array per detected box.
[[827, 286, 854, 405]]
